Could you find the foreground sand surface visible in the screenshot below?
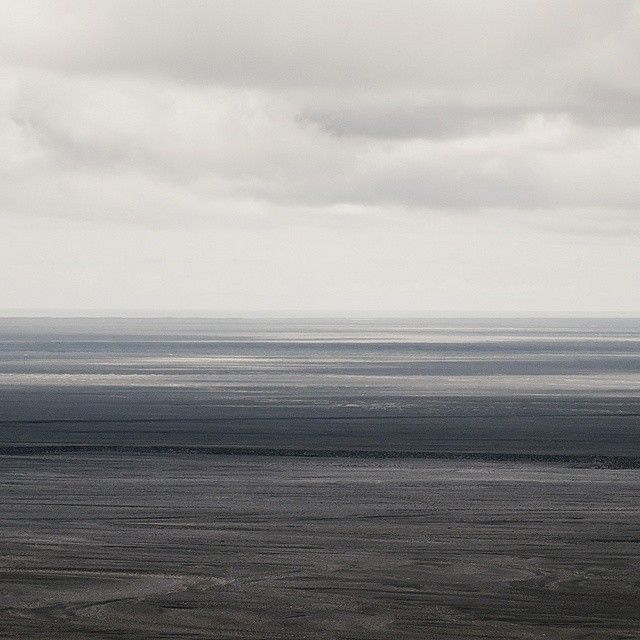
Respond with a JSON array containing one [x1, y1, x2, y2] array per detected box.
[[1, 454, 639, 639]]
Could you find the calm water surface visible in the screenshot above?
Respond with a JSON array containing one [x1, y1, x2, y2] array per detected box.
[[1, 317, 639, 459]]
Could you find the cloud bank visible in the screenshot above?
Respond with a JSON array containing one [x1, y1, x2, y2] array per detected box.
[[1, 1, 639, 313]]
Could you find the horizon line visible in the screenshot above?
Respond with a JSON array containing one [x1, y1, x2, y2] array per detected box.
[[1, 310, 640, 320]]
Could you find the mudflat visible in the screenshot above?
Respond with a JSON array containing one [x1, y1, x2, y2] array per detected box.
[[2, 453, 638, 639]]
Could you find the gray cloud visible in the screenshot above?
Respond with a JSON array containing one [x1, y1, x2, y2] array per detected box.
[[301, 104, 534, 140], [2, 1, 636, 90], [2, 68, 639, 221], [302, 85, 640, 141]]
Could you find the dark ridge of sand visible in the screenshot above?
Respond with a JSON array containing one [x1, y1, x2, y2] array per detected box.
[[1, 454, 639, 639], [1, 444, 639, 468]]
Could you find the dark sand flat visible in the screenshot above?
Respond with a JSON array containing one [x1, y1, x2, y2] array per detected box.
[[1, 453, 639, 639]]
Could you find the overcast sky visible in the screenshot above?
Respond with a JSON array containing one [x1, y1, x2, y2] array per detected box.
[[1, 0, 639, 315]]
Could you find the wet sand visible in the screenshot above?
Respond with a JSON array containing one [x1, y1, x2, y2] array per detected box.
[[2, 453, 639, 639]]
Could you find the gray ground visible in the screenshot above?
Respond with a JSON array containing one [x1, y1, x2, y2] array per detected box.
[[2, 454, 639, 639]]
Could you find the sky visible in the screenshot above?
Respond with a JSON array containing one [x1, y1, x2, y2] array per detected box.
[[1, 0, 639, 316]]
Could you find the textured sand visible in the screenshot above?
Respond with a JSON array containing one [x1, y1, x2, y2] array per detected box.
[[1, 454, 639, 639]]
